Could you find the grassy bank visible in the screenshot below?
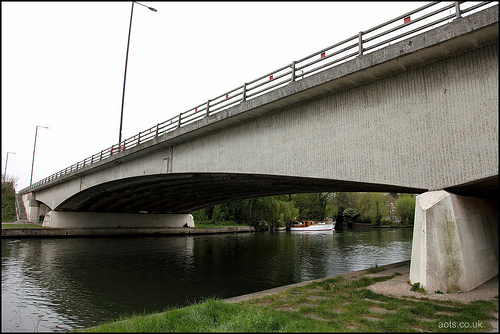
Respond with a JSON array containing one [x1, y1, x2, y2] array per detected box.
[[1, 223, 238, 229], [2, 223, 47, 228], [83, 270, 498, 332], [194, 222, 243, 228]]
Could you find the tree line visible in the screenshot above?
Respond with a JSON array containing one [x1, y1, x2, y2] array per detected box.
[[2, 175, 18, 221], [192, 192, 416, 228]]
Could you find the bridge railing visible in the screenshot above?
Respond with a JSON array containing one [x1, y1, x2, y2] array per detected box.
[[20, 1, 495, 194]]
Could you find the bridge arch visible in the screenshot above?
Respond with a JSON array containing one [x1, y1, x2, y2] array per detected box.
[[54, 172, 425, 214]]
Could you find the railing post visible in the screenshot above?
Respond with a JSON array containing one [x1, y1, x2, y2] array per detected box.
[[454, 2, 461, 19], [156, 123, 159, 137], [177, 113, 182, 128], [291, 61, 296, 82], [242, 84, 247, 101], [358, 31, 363, 56], [206, 99, 210, 117], [137, 132, 141, 145]]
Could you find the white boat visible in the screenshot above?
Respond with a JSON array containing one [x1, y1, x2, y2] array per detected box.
[[290, 220, 335, 231]]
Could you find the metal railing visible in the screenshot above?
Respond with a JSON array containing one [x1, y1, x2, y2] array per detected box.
[[20, 1, 495, 194]]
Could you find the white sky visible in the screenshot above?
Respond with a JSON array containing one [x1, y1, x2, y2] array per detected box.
[[2, 1, 436, 190]]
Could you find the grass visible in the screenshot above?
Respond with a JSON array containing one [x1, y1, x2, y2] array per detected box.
[[365, 264, 385, 274], [194, 223, 244, 228], [1, 223, 48, 228], [82, 270, 498, 332], [410, 282, 427, 294]]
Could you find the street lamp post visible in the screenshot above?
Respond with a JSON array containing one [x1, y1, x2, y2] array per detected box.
[[3, 152, 16, 183], [30, 125, 49, 187], [118, 1, 157, 145]]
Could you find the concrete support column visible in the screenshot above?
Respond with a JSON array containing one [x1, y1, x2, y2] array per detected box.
[[23, 193, 40, 223], [42, 211, 194, 228], [410, 190, 498, 292]]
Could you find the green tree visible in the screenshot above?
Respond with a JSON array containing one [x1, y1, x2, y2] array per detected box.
[[343, 207, 359, 224], [2, 175, 18, 221], [293, 193, 331, 221], [370, 193, 390, 227], [396, 194, 416, 225], [331, 192, 349, 224], [192, 207, 209, 223], [357, 192, 373, 223], [274, 199, 299, 227], [240, 196, 275, 226]]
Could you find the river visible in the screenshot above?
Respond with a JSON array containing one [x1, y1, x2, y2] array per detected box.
[[2, 228, 413, 332]]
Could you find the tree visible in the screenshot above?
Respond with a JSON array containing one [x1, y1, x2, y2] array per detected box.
[[268, 198, 299, 227], [2, 175, 18, 221], [343, 207, 359, 225], [357, 192, 373, 223], [293, 193, 331, 221], [396, 194, 416, 225], [331, 192, 349, 224], [370, 193, 390, 227]]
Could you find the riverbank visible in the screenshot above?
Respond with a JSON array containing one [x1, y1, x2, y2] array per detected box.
[[84, 260, 498, 332], [1, 225, 255, 238]]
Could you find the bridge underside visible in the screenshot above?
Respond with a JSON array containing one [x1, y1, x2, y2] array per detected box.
[[55, 173, 426, 214]]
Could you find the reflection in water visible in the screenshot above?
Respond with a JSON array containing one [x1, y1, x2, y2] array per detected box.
[[2, 229, 412, 332]]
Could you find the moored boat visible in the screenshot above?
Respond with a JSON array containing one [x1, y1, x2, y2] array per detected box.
[[290, 219, 335, 231]]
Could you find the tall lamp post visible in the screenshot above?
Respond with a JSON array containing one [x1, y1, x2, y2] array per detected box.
[[3, 152, 16, 183], [30, 125, 49, 187], [118, 1, 157, 145]]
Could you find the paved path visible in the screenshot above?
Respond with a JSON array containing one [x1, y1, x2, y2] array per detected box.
[[367, 262, 498, 333], [366, 263, 498, 303]]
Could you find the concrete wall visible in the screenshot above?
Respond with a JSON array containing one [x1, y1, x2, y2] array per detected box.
[[43, 211, 194, 228], [2, 225, 255, 238], [410, 191, 498, 292], [173, 44, 498, 190]]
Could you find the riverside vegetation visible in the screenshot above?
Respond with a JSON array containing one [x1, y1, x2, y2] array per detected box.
[[1, 175, 47, 228], [2, 175, 17, 222], [192, 192, 416, 229], [83, 266, 498, 332]]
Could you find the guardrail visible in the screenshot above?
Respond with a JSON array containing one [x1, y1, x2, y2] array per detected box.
[[20, 1, 495, 194]]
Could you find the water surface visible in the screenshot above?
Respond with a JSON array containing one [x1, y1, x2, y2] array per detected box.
[[2, 228, 413, 332]]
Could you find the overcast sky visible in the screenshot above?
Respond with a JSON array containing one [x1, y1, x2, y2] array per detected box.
[[1, 1, 457, 190]]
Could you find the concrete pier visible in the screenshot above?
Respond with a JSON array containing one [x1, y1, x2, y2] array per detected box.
[[1, 225, 255, 238], [42, 211, 194, 228], [410, 191, 498, 292]]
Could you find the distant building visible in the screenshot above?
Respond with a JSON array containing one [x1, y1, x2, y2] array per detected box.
[[384, 197, 400, 223]]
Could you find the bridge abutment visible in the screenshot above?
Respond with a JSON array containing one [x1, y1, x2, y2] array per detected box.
[[410, 190, 498, 292], [22, 193, 54, 223], [42, 211, 195, 229]]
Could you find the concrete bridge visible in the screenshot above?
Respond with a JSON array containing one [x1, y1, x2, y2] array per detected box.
[[19, 3, 498, 293]]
